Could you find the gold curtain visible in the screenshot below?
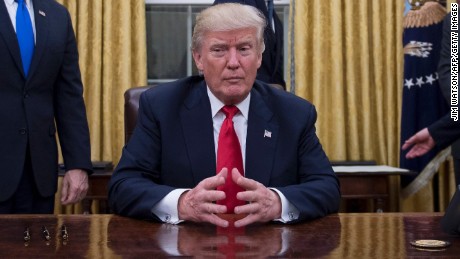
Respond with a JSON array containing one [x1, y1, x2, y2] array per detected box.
[[290, 0, 456, 212], [290, 0, 403, 164], [54, 0, 147, 214], [290, 0, 404, 210]]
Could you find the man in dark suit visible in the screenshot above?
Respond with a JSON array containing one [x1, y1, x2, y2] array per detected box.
[[0, 0, 92, 213], [213, 0, 285, 88], [438, 12, 460, 185], [109, 3, 340, 227]]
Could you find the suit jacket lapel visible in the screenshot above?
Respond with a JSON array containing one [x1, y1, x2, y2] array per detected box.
[[27, 0, 48, 81], [181, 81, 217, 185], [0, 1, 23, 79], [245, 84, 278, 186]]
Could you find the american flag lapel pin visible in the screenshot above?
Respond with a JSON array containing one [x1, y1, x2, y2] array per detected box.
[[39, 10, 46, 17], [264, 130, 272, 138]]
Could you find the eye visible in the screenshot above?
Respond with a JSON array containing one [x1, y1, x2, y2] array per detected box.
[[211, 47, 226, 57], [239, 45, 252, 55]]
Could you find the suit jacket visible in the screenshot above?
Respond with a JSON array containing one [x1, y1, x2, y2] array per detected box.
[[438, 12, 460, 158], [213, 0, 285, 87], [429, 114, 460, 150], [0, 0, 92, 201], [108, 76, 340, 223]]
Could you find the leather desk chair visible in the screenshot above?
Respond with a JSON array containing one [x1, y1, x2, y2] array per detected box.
[[124, 86, 155, 143]]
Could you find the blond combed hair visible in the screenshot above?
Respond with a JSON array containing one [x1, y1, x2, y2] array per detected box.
[[191, 3, 266, 54]]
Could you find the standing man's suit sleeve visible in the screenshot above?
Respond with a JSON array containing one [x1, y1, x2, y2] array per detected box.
[[429, 114, 460, 150], [438, 13, 451, 100], [434, 13, 460, 153], [52, 9, 92, 172]]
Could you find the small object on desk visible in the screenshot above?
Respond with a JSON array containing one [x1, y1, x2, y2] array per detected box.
[[41, 226, 50, 241], [410, 239, 451, 249], [61, 225, 68, 240], [23, 227, 30, 241]]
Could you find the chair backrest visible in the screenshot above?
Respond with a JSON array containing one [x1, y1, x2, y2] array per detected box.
[[124, 86, 155, 144]]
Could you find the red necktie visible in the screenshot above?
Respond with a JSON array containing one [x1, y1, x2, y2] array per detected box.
[[216, 105, 245, 213]]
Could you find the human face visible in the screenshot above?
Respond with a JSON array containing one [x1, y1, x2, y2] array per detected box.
[[193, 28, 262, 105]]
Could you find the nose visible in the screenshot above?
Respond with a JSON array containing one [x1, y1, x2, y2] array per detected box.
[[226, 48, 240, 69]]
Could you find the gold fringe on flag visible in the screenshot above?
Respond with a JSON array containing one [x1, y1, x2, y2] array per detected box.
[[404, 1, 447, 28], [401, 146, 451, 199]]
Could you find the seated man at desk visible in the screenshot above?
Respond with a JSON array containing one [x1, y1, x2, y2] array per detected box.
[[108, 3, 340, 228]]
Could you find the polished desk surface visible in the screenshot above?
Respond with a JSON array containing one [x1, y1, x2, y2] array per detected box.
[[0, 213, 459, 258]]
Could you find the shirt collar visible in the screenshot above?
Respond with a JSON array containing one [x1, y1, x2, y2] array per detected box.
[[207, 86, 250, 120], [6, 0, 31, 6]]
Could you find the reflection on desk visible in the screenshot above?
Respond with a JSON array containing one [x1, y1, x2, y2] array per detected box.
[[0, 213, 458, 258]]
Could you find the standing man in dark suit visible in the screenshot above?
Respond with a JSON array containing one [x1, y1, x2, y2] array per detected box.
[[0, 0, 92, 213], [438, 12, 460, 185], [213, 0, 285, 89], [109, 3, 340, 227]]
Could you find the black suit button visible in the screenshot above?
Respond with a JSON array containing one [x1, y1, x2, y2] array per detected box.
[[23, 94, 29, 98], [19, 128, 27, 135]]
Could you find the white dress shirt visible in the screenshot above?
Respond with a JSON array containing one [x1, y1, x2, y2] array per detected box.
[[152, 86, 299, 224], [4, 0, 36, 42]]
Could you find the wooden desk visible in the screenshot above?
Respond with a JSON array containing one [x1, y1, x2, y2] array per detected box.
[[335, 165, 413, 212], [0, 213, 458, 258]]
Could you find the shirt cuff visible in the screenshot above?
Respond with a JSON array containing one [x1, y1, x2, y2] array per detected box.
[[151, 188, 190, 224], [269, 188, 299, 223]]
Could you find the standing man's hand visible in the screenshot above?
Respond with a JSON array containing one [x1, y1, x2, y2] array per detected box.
[[402, 127, 436, 159], [178, 169, 229, 227], [61, 169, 89, 205], [232, 169, 282, 227]]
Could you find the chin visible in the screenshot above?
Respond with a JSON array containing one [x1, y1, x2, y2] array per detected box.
[[223, 90, 249, 104]]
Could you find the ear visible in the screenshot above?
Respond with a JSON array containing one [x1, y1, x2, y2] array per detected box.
[[192, 50, 204, 71], [256, 50, 262, 69]]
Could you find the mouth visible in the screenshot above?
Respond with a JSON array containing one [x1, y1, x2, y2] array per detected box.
[[224, 77, 243, 83]]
